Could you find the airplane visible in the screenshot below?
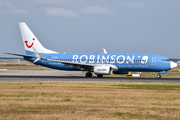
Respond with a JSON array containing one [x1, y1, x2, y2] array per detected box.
[[5, 22, 178, 78]]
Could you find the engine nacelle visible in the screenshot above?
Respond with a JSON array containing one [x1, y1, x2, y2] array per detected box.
[[113, 71, 129, 74], [94, 66, 113, 75]]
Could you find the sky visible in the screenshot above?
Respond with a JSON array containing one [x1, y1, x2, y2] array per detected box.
[[0, 0, 180, 58]]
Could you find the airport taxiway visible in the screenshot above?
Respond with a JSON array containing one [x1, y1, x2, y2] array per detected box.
[[0, 70, 180, 83]]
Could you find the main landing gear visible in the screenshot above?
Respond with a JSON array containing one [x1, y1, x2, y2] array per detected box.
[[86, 72, 92, 77], [97, 75, 103, 77], [157, 74, 161, 79], [85, 72, 104, 78]]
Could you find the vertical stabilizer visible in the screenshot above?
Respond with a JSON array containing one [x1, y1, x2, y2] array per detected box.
[[19, 22, 58, 54]]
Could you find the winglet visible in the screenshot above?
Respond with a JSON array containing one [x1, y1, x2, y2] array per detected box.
[[103, 48, 108, 54], [32, 47, 41, 63], [32, 47, 41, 59]]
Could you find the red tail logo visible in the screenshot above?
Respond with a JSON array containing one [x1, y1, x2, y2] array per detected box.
[[25, 38, 35, 48]]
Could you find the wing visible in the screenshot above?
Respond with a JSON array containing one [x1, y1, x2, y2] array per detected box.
[[32, 47, 94, 69], [47, 59, 95, 69]]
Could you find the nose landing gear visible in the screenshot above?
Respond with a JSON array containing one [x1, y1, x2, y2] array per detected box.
[[157, 74, 161, 79]]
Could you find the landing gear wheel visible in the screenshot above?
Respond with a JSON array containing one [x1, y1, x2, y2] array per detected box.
[[97, 75, 103, 77], [157, 74, 161, 79], [86, 73, 92, 77]]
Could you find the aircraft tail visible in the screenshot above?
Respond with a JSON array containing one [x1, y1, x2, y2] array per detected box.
[[19, 22, 58, 55]]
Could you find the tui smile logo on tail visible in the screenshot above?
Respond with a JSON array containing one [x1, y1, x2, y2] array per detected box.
[[25, 38, 35, 48]]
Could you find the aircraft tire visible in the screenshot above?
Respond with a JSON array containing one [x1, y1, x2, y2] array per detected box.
[[97, 75, 103, 77], [157, 74, 161, 79], [86, 73, 92, 77]]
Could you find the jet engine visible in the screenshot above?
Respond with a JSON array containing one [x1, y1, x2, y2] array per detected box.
[[94, 66, 113, 75]]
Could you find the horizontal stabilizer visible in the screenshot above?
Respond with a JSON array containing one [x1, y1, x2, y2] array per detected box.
[[4, 52, 34, 58]]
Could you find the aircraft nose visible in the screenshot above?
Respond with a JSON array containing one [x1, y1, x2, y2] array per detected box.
[[170, 61, 177, 69]]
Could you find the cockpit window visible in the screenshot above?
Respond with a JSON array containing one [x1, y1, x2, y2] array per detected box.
[[161, 59, 171, 62]]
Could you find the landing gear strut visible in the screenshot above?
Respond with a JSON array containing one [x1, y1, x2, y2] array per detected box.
[[86, 72, 92, 77], [157, 74, 161, 79]]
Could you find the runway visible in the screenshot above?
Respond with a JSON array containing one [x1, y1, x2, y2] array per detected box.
[[0, 70, 180, 83], [1, 75, 180, 83]]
